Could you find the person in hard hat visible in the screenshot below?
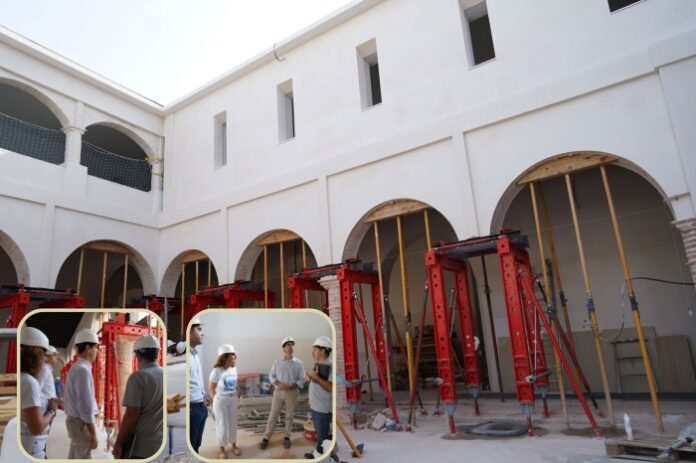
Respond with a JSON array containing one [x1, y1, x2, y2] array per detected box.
[[188, 317, 209, 454], [209, 344, 241, 458], [19, 326, 59, 459], [64, 328, 100, 459], [259, 336, 306, 450], [113, 334, 164, 459], [166, 340, 177, 357], [304, 336, 333, 460], [39, 346, 59, 404]]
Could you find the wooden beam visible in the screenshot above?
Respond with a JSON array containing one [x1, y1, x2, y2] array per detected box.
[[180, 250, 208, 264], [365, 199, 429, 223], [0, 374, 17, 382], [257, 230, 301, 246], [83, 241, 131, 255], [517, 153, 617, 185]]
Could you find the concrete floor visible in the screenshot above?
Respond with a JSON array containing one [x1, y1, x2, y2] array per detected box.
[[33, 389, 696, 462], [331, 389, 696, 463], [196, 416, 316, 460], [45, 410, 113, 459]]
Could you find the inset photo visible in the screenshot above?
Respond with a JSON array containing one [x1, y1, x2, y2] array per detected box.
[[186, 309, 335, 460], [15, 310, 165, 460]]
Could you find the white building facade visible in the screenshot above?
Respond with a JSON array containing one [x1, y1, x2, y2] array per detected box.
[[1, 0, 696, 393]]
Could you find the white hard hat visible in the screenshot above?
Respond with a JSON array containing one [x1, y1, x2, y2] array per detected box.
[[312, 336, 332, 350], [190, 317, 203, 327], [218, 344, 236, 355], [175, 341, 186, 355], [46, 345, 58, 356], [167, 340, 176, 348], [281, 336, 295, 347], [134, 334, 160, 351], [20, 326, 50, 351], [75, 328, 99, 345]]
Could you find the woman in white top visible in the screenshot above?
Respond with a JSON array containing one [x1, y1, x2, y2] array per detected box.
[[209, 344, 241, 458], [19, 326, 58, 459]]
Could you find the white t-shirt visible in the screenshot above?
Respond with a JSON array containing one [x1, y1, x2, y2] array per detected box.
[[39, 364, 57, 401], [209, 367, 238, 397], [20, 372, 49, 457]]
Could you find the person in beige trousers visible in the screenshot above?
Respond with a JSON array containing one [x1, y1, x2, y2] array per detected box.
[[259, 337, 305, 450]]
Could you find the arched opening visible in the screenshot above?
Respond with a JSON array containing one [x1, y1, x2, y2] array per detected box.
[[0, 82, 65, 164], [81, 123, 151, 191], [490, 154, 696, 395], [161, 250, 219, 340], [55, 241, 153, 308], [237, 230, 318, 308], [342, 200, 470, 393]]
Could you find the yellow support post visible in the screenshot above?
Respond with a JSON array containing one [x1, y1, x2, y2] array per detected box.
[[76, 248, 85, 295], [263, 245, 269, 308], [100, 251, 108, 309], [396, 215, 416, 397], [565, 173, 615, 426], [600, 166, 663, 432], [530, 182, 569, 428], [122, 254, 129, 308], [373, 221, 392, 393]]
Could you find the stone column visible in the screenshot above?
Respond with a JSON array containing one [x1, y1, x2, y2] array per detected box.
[[150, 156, 164, 212], [674, 217, 696, 285], [318, 275, 350, 423], [62, 125, 87, 196]]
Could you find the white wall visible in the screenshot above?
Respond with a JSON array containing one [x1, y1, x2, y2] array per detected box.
[[195, 310, 333, 385]]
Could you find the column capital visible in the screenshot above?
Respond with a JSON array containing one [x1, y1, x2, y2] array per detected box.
[[61, 125, 86, 135]]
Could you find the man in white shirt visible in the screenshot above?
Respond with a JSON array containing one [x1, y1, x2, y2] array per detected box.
[[64, 328, 100, 459], [260, 337, 305, 450], [188, 318, 209, 454], [39, 346, 58, 403]]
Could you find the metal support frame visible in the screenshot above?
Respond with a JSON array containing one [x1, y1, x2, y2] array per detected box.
[[286, 260, 388, 429], [425, 249, 482, 431], [1, 285, 84, 373], [185, 281, 275, 328], [100, 314, 164, 435]]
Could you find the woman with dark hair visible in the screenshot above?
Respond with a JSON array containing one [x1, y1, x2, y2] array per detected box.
[[209, 344, 240, 458], [20, 326, 58, 459]]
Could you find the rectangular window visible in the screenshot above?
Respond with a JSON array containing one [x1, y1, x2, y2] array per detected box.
[[608, 0, 643, 13], [462, 1, 495, 66], [357, 39, 382, 109], [214, 112, 227, 167], [277, 80, 295, 142]]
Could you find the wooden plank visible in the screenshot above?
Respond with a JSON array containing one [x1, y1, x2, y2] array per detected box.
[[364, 199, 429, 223], [179, 251, 209, 264], [82, 241, 131, 255], [657, 336, 696, 392], [257, 230, 301, 246], [517, 153, 617, 184], [0, 387, 16, 395], [606, 433, 696, 462], [0, 373, 16, 382]]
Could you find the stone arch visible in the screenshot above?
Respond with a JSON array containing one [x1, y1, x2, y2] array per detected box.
[[234, 229, 318, 282], [160, 250, 219, 298], [83, 121, 156, 160], [0, 77, 70, 128], [0, 229, 30, 285], [489, 152, 673, 233]]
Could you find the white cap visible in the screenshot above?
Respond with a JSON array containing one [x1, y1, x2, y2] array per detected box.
[[134, 334, 160, 351], [175, 341, 186, 355], [190, 317, 203, 327], [218, 344, 236, 355], [46, 345, 58, 356], [167, 340, 176, 348], [312, 336, 332, 350], [20, 326, 50, 350], [281, 336, 295, 347], [75, 328, 99, 345]]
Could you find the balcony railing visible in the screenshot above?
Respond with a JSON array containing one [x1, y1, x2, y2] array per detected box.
[[81, 142, 151, 192], [0, 111, 65, 164]]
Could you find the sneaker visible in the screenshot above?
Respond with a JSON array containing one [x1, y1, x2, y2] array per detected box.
[[260, 439, 269, 450], [284, 436, 291, 449], [304, 452, 315, 459]]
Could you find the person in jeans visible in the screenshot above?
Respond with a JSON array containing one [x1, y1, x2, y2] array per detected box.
[[304, 336, 333, 459], [260, 337, 305, 450], [188, 317, 209, 454]]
